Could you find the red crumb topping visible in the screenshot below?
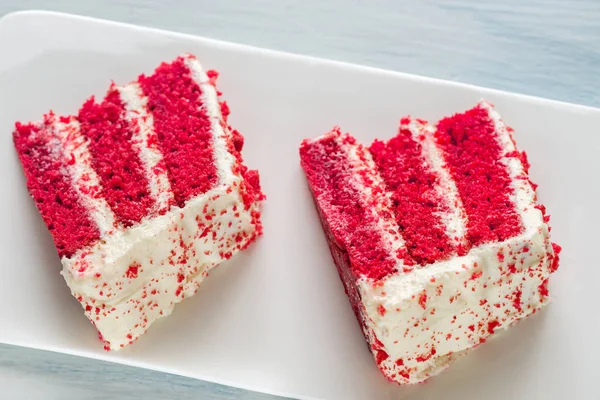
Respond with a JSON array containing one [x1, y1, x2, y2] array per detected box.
[[225, 126, 265, 210], [512, 288, 523, 311], [550, 242, 561, 272], [539, 278, 550, 297], [79, 88, 154, 226], [418, 292, 427, 309], [469, 270, 483, 280], [13, 117, 100, 257], [299, 129, 397, 280], [535, 204, 551, 223], [230, 128, 244, 152], [139, 56, 217, 207], [487, 320, 500, 334], [375, 350, 389, 365], [240, 168, 264, 209], [497, 250, 505, 262], [435, 105, 523, 246], [416, 347, 436, 362], [369, 126, 455, 265], [373, 338, 390, 366], [126, 263, 140, 279]]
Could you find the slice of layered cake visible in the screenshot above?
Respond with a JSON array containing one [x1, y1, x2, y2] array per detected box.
[[13, 54, 264, 350], [300, 101, 560, 384]]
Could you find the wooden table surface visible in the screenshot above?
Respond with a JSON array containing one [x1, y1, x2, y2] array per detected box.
[[1, 1, 598, 399]]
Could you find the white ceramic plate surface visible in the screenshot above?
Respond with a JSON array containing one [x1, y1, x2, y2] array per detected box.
[[0, 11, 598, 400]]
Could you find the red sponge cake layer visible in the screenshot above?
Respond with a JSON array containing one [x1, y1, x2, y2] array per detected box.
[[300, 129, 401, 281], [79, 88, 154, 226], [13, 115, 100, 257], [369, 122, 455, 265], [435, 105, 524, 246], [139, 57, 217, 207]]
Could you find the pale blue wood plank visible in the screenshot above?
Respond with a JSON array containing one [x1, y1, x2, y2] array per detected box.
[[0, 344, 285, 400], [2, 0, 598, 106]]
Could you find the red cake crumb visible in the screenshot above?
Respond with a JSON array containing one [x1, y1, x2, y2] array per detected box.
[[79, 88, 154, 226], [550, 243, 562, 272], [435, 105, 523, 246], [415, 347, 436, 362], [240, 168, 265, 210], [539, 278, 550, 297], [227, 127, 244, 153], [497, 250, 505, 262], [375, 348, 390, 364], [224, 125, 265, 209], [418, 292, 428, 309], [512, 288, 523, 311], [300, 130, 398, 280], [139, 56, 217, 207], [487, 320, 501, 334], [13, 116, 100, 257], [126, 263, 139, 279], [370, 127, 455, 265]]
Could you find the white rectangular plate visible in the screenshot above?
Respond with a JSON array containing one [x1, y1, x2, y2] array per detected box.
[[1, 11, 598, 400]]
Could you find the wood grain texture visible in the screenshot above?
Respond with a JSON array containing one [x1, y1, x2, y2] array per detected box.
[[0, 344, 281, 400], [0, 1, 598, 399], [2, 0, 599, 107]]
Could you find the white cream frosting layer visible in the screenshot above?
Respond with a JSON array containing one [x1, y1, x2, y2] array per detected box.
[[359, 225, 553, 383], [62, 177, 258, 350]]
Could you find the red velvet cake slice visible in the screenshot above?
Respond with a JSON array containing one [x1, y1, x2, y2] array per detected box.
[[14, 54, 264, 350], [300, 101, 560, 384]]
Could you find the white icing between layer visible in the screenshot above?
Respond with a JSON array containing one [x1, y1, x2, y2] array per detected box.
[[406, 119, 468, 247], [53, 118, 116, 236], [183, 55, 236, 186], [118, 83, 174, 213], [481, 101, 542, 235], [336, 135, 408, 261]]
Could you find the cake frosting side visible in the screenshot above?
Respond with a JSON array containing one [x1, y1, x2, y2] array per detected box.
[[62, 178, 258, 350], [300, 101, 560, 384]]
